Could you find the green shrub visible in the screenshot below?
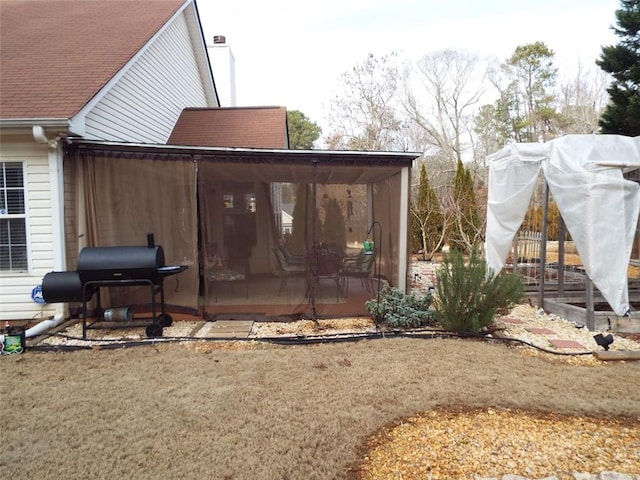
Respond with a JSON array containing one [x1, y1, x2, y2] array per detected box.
[[433, 249, 524, 334], [365, 285, 435, 328]]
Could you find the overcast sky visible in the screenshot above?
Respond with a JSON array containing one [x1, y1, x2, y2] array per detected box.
[[195, 0, 621, 131]]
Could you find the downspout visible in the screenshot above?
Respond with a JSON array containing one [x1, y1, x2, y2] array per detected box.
[[27, 126, 67, 337], [24, 313, 65, 338]]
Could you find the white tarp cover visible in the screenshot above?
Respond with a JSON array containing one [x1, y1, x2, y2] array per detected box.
[[485, 134, 640, 316]]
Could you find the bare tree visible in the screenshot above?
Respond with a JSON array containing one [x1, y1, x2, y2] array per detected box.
[[403, 49, 486, 167], [473, 58, 514, 161], [411, 204, 449, 259], [441, 185, 487, 253], [402, 50, 488, 252], [557, 63, 610, 134], [326, 53, 405, 151]]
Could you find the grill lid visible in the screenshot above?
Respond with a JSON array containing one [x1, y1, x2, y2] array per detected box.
[[77, 245, 165, 283]]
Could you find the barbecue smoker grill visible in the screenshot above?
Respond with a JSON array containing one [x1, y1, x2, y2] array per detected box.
[[42, 235, 187, 338]]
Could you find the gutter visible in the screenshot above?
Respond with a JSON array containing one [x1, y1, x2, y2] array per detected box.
[[1, 117, 84, 137], [0, 118, 70, 129]]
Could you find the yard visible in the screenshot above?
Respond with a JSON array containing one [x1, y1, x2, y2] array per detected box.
[[2, 334, 639, 479]]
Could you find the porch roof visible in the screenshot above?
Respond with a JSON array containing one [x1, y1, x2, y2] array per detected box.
[[66, 138, 420, 184]]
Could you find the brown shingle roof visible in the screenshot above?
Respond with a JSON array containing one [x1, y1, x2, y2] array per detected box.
[[0, 0, 187, 120], [167, 106, 289, 149]]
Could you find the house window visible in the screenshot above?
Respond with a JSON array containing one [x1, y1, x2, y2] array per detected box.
[[0, 162, 27, 272]]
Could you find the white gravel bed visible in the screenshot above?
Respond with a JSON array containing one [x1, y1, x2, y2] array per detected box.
[[499, 304, 640, 353], [249, 317, 378, 338], [31, 304, 640, 357], [36, 320, 203, 347]]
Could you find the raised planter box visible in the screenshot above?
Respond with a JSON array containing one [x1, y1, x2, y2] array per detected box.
[[544, 294, 640, 333]]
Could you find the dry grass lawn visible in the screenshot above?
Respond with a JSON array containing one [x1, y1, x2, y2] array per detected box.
[[2, 338, 639, 479]]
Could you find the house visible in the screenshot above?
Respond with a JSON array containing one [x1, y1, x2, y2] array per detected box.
[[1, 0, 419, 324], [281, 203, 294, 235], [0, 0, 217, 321]]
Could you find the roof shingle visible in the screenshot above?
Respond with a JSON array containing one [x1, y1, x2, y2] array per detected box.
[[0, 0, 187, 119], [167, 106, 289, 149]]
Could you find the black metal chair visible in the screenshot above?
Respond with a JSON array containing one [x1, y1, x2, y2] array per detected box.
[[310, 250, 343, 302], [280, 246, 306, 267], [340, 249, 374, 295], [273, 247, 307, 295]]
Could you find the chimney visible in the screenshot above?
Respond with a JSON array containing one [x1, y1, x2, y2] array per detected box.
[[207, 35, 236, 107]]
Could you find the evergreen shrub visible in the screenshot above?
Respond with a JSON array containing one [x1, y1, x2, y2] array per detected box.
[[365, 285, 435, 328], [433, 249, 524, 334]]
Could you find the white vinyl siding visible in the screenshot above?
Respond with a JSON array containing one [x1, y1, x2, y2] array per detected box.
[[84, 12, 209, 143], [0, 137, 57, 320]]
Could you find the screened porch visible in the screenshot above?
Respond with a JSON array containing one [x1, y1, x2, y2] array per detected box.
[[62, 140, 418, 321]]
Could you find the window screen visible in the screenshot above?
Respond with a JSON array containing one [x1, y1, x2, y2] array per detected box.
[[0, 162, 27, 271]]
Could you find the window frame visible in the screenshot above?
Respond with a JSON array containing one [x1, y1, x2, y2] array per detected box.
[[0, 161, 29, 273]]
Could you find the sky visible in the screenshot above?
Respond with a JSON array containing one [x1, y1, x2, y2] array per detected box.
[[195, 0, 621, 135]]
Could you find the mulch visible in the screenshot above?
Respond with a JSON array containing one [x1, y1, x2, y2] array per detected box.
[[352, 406, 640, 479]]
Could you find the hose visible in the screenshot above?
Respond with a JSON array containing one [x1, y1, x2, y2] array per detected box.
[[25, 328, 596, 356]]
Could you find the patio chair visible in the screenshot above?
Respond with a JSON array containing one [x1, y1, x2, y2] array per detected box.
[[273, 247, 307, 295], [340, 249, 374, 295], [309, 250, 343, 302], [280, 246, 306, 267]]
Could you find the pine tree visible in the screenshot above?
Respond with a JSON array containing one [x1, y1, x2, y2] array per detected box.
[[290, 184, 321, 255], [287, 110, 322, 149], [323, 197, 346, 251], [597, 0, 640, 135], [411, 163, 444, 260], [448, 159, 480, 253]]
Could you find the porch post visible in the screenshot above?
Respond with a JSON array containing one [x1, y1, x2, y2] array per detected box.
[[310, 158, 318, 320], [397, 166, 410, 291]]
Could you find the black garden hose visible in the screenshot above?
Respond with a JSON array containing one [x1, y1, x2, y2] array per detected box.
[[25, 328, 596, 356]]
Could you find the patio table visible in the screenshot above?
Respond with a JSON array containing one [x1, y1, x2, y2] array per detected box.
[[207, 268, 248, 301]]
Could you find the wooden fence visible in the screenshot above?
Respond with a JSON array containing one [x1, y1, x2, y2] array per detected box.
[[514, 231, 542, 263]]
